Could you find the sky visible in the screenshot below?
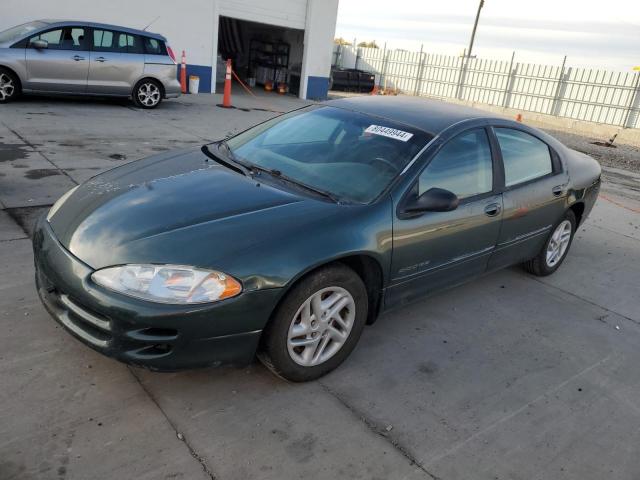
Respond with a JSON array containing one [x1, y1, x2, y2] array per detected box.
[[335, 0, 640, 72]]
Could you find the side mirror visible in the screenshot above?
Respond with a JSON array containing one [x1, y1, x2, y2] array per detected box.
[[31, 39, 48, 50], [404, 188, 459, 214]]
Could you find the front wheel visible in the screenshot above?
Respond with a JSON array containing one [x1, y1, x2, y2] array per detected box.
[[133, 79, 163, 109], [258, 264, 368, 382], [0, 68, 20, 103], [523, 210, 576, 276]]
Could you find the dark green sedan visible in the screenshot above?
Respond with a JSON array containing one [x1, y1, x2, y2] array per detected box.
[[33, 97, 601, 382]]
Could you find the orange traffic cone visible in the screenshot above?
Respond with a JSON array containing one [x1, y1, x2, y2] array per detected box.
[[180, 50, 187, 94], [217, 60, 234, 109]]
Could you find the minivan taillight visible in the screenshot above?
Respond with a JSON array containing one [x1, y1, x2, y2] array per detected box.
[[166, 45, 177, 64]]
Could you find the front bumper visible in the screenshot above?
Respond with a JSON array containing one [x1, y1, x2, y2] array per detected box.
[[32, 216, 281, 371]]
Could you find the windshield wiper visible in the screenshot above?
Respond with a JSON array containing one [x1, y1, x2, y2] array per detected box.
[[201, 143, 250, 177], [249, 165, 343, 204]]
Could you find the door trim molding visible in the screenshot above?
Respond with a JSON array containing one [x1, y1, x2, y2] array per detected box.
[[496, 224, 552, 249], [391, 245, 494, 283]]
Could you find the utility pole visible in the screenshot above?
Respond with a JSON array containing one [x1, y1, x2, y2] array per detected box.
[[466, 0, 485, 58]]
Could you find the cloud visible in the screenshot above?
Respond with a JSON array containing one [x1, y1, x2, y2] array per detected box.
[[336, 0, 640, 71]]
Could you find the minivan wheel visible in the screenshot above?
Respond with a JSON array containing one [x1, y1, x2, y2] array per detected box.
[[523, 210, 576, 277], [133, 79, 163, 109], [258, 264, 368, 382], [0, 68, 20, 103]]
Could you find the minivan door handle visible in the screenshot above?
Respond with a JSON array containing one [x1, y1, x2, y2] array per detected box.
[[95, 57, 107, 62], [552, 185, 565, 197], [72, 55, 85, 61], [484, 203, 501, 217]]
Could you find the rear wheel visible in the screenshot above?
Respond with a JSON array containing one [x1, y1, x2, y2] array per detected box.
[[0, 68, 20, 103], [258, 264, 368, 382], [523, 210, 576, 276], [133, 79, 163, 109]]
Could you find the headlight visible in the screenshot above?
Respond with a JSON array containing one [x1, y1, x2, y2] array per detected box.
[[91, 265, 242, 304], [47, 185, 79, 222]]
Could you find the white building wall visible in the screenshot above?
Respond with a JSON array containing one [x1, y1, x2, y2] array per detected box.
[[300, 0, 339, 99], [0, 0, 338, 99]]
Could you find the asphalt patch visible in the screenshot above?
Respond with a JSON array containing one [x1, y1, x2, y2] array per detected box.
[[591, 141, 617, 148], [109, 153, 127, 161], [24, 169, 62, 180]]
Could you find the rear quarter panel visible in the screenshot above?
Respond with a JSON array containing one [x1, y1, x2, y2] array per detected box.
[[565, 149, 602, 224], [143, 56, 180, 96]]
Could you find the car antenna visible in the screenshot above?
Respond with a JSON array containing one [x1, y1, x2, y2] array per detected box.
[[142, 16, 161, 31]]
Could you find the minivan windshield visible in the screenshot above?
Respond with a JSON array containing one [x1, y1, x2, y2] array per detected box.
[[0, 21, 48, 44], [226, 106, 431, 203]]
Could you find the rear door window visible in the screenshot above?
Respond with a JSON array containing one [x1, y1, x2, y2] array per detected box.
[[495, 128, 553, 187], [93, 29, 142, 53]]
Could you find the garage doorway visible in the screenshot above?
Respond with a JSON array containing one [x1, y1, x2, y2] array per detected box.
[[216, 16, 305, 97]]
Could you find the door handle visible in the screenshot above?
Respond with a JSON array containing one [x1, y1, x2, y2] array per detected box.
[[484, 203, 501, 217], [552, 185, 565, 197], [72, 55, 85, 61], [95, 57, 107, 62]]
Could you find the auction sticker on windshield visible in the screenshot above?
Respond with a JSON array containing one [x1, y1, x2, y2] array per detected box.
[[365, 125, 414, 142]]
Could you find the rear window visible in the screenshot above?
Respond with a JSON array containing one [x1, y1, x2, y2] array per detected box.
[[143, 37, 167, 55]]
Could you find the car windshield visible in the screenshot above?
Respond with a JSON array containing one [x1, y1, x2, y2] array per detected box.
[[0, 21, 48, 44], [226, 106, 431, 203]]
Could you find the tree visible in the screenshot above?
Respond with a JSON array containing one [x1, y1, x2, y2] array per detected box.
[[357, 41, 379, 49], [334, 37, 352, 46]]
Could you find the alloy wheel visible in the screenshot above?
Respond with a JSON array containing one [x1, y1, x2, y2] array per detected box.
[[546, 220, 572, 267], [0, 73, 16, 101], [137, 83, 161, 107], [287, 286, 356, 367]]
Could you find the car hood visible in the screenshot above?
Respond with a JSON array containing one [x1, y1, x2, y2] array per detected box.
[[49, 148, 335, 269]]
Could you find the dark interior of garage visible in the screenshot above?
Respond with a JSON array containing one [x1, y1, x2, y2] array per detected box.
[[217, 16, 304, 96]]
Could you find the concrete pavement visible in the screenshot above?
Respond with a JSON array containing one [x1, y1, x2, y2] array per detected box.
[[1, 92, 639, 480]]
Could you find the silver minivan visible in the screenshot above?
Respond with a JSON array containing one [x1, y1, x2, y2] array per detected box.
[[0, 20, 181, 108]]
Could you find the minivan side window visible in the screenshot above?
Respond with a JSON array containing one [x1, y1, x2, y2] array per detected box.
[[30, 27, 86, 51], [93, 30, 142, 54], [495, 128, 553, 187], [418, 128, 493, 199]]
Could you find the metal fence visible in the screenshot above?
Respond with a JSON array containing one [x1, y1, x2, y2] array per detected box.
[[332, 44, 640, 129]]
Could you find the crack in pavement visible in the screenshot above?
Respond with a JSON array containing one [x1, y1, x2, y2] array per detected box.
[[2, 123, 79, 187], [127, 367, 217, 480], [319, 382, 441, 480], [587, 222, 640, 243], [531, 276, 640, 327], [420, 354, 612, 468]]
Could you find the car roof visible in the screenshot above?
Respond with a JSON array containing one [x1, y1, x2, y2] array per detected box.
[[326, 95, 503, 136], [37, 19, 166, 41]]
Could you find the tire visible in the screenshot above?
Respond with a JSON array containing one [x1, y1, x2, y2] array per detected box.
[[133, 79, 163, 109], [258, 264, 368, 382], [0, 68, 21, 104], [523, 210, 576, 277]]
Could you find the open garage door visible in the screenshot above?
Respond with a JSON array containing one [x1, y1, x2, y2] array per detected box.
[[215, 16, 305, 97]]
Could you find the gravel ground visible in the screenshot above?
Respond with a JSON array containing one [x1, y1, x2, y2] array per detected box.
[[543, 128, 640, 174]]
